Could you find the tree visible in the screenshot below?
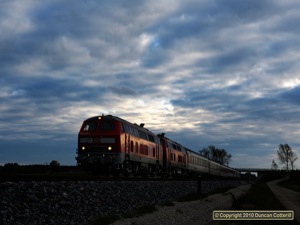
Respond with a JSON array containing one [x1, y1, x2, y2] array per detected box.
[[223, 152, 232, 166], [199, 145, 215, 160], [277, 144, 298, 171], [50, 160, 60, 172], [50, 160, 60, 167], [290, 151, 298, 170], [199, 146, 210, 159], [199, 145, 232, 166], [277, 144, 291, 170], [3, 163, 20, 174], [271, 159, 278, 170], [214, 148, 232, 166]]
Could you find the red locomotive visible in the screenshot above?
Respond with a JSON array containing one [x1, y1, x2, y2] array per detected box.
[[76, 115, 240, 178]]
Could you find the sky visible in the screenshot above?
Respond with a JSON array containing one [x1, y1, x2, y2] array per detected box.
[[1, 0, 300, 169]]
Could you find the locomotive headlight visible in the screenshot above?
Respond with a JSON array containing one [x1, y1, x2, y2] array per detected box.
[[108, 146, 112, 151], [82, 146, 85, 150]]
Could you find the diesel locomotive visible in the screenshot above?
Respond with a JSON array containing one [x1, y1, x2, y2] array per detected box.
[[76, 115, 240, 178]]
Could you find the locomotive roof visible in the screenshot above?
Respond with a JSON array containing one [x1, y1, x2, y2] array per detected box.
[[85, 115, 157, 135], [159, 135, 185, 148]]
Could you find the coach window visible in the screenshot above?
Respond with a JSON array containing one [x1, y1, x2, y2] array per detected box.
[[178, 155, 182, 163], [131, 141, 134, 152], [140, 144, 144, 154], [136, 142, 138, 153]]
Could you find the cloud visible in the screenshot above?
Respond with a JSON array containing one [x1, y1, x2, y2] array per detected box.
[[109, 85, 137, 96], [279, 85, 300, 105], [0, 1, 36, 38], [1, 0, 300, 168]]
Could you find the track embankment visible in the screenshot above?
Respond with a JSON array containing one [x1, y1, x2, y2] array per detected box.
[[0, 179, 245, 225], [111, 184, 251, 225]]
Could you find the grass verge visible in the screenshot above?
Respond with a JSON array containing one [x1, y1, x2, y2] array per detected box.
[[89, 186, 235, 225], [89, 205, 157, 225], [277, 172, 300, 193], [223, 178, 298, 225], [278, 179, 300, 193]]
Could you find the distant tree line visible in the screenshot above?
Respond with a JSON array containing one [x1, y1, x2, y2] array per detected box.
[[199, 145, 232, 166], [0, 160, 76, 174]]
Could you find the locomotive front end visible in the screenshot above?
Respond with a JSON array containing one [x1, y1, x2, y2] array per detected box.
[[76, 116, 122, 173]]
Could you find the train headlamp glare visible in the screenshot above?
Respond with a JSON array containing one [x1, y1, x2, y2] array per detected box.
[[82, 146, 85, 150], [108, 146, 112, 151]]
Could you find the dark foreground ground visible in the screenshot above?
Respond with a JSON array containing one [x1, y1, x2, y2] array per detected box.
[[92, 171, 300, 225]]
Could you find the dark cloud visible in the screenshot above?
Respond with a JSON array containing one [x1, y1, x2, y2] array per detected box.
[[145, 0, 279, 50], [196, 48, 256, 74], [109, 86, 137, 96], [279, 86, 300, 106], [216, 0, 278, 21], [140, 48, 169, 68]]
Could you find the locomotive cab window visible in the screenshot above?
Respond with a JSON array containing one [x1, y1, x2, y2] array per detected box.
[[99, 121, 115, 131], [82, 121, 97, 131]]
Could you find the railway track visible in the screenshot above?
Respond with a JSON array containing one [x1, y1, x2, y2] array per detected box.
[[0, 172, 202, 182]]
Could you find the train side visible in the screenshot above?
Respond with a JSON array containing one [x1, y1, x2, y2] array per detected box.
[[76, 115, 240, 178], [158, 134, 187, 176], [185, 148, 209, 175]]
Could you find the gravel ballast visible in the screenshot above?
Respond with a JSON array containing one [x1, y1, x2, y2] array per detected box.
[[0, 180, 198, 225]]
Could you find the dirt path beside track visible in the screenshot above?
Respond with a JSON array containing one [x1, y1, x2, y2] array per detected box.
[[111, 184, 251, 225], [268, 178, 300, 223]]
